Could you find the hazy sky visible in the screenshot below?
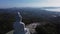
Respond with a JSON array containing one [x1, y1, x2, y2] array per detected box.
[[0, 0, 60, 8]]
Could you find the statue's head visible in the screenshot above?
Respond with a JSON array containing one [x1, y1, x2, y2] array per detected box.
[[17, 12, 22, 21], [14, 12, 22, 22]]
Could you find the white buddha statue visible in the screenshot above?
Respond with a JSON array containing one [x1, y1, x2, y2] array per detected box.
[[13, 12, 30, 34]]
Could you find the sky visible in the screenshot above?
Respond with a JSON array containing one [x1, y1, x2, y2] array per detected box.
[[0, 0, 60, 8]]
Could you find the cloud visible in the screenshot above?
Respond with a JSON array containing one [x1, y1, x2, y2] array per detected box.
[[44, 0, 60, 7]]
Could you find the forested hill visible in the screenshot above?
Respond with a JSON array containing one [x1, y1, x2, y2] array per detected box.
[[0, 8, 60, 23]]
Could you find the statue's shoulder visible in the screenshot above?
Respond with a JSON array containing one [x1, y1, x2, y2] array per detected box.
[[20, 22, 25, 27]]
